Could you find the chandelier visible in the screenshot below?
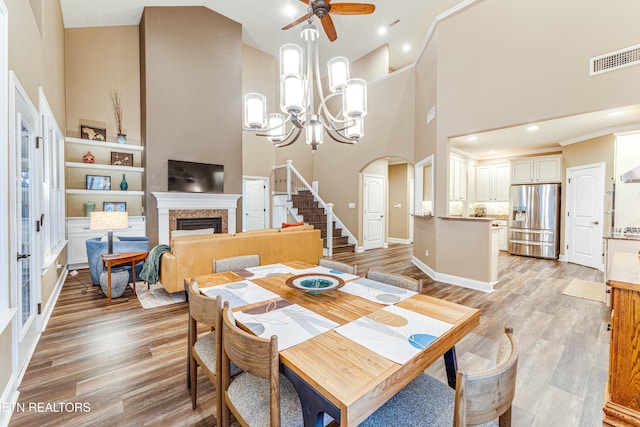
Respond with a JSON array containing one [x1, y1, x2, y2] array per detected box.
[[242, 19, 368, 151]]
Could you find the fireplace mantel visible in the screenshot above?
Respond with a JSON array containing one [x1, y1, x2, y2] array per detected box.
[[152, 192, 241, 244]]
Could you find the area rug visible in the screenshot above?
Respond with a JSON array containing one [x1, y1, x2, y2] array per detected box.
[[562, 278, 605, 302], [134, 282, 186, 309]]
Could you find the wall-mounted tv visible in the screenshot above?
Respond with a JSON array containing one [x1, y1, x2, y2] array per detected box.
[[168, 160, 224, 193]]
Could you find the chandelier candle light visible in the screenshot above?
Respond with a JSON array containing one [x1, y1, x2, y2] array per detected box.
[[243, 20, 367, 151]]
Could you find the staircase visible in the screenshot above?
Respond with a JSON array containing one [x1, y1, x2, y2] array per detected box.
[[291, 190, 355, 254]]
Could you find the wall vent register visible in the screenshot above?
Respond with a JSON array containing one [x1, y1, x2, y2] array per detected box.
[[590, 43, 640, 76]]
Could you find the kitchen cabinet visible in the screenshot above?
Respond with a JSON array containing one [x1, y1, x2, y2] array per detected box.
[[494, 220, 508, 251], [603, 252, 640, 426], [476, 163, 510, 201], [66, 216, 147, 268], [511, 154, 562, 184], [450, 155, 467, 201]]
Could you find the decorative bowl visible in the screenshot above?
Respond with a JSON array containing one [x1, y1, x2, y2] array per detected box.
[[285, 273, 345, 294]]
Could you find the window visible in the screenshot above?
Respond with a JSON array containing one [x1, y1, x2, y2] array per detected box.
[[39, 88, 65, 269]]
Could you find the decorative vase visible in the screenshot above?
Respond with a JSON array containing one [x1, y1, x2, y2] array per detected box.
[[83, 151, 95, 164], [84, 201, 96, 217], [120, 174, 128, 191], [99, 269, 129, 299], [117, 134, 127, 144]]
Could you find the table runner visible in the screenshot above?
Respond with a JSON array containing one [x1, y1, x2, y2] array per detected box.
[[335, 305, 454, 364], [293, 265, 359, 281]]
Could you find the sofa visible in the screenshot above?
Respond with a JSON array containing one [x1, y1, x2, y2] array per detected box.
[[159, 226, 323, 293], [85, 236, 150, 285]]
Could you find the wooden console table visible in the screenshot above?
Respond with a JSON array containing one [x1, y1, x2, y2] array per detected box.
[[101, 251, 149, 303], [603, 252, 640, 426]]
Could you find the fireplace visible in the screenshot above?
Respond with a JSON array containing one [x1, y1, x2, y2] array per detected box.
[[176, 217, 222, 233], [152, 192, 241, 244]]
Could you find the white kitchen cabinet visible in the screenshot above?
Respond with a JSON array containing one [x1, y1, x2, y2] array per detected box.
[[494, 220, 508, 251], [511, 155, 562, 184], [450, 155, 467, 201], [476, 163, 510, 201], [66, 216, 147, 268]]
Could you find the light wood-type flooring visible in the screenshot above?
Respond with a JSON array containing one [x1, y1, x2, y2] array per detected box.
[[9, 245, 608, 427]]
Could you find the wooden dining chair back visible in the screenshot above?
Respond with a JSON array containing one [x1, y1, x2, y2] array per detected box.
[[319, 259, 358, 275], [453, 326, 519, 427], [221, 302, 307, 427], [214, 254, 260, 273], [366, 269, 424, 293], [187, 280, 223, 423]]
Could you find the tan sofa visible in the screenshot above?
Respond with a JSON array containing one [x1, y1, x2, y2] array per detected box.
[[159, 226, 323, 293]]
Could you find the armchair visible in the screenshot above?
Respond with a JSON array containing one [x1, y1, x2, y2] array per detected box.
[[85, 236, 150, 285]]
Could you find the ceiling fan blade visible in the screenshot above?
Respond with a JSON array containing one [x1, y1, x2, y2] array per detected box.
[[282, 14, 309, 30], [330, 3, 375, 15], [321, 14, 338, 42]]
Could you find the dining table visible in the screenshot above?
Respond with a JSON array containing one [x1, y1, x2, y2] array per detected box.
[[188, 261, 480, 427]]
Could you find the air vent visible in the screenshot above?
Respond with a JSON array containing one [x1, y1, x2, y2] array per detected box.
[[590, 44, 640, 76]]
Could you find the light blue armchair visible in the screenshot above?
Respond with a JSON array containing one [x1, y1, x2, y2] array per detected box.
[[85, 236, 150, 285]]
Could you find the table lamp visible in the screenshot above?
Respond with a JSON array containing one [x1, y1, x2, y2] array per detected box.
[[90, 211, 128, 257]]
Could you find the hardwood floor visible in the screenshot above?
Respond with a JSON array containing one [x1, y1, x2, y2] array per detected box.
[[9, 245, 608, 426]]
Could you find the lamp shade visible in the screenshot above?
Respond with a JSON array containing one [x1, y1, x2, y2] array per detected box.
[[244, 93, 267, 129], [280, 44, 303, 76], [344, 117, 364, 140], [343, 79, 367, 118], [281, 75, 305, 115], [328, 57, 350, 93], [89, 211, 129, 231], [267, 113, 286, 143]]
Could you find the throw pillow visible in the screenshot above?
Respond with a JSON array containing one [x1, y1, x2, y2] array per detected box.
[[281, 221, 304, 228]]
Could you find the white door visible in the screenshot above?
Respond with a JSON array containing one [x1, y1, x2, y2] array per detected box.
[[363, 174, 385, 250], [243, 178, 268, 231], [566, 163, 605, 270], [409, 178, 414, 242], [10, 73, 41, 375]]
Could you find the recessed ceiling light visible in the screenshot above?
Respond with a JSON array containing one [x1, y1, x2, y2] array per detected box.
[[378, 27, 387, 35], [402, 44, 411, 52], [467, 135, 478, 141], [526, 125, 539, 132], [283, 5, 296, 18], [609, 111, 623, 117]]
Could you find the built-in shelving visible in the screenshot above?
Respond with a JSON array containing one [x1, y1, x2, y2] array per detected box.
[[65, 136, 144, 151], [66, 161, 144, 173], [65, 189, 145, 196]]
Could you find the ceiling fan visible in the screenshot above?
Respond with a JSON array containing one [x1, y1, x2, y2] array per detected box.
[[282, 0, 376, 42]]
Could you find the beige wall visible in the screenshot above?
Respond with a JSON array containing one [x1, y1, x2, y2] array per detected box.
[[388, 163, 410, 240], [351, 44, 389, 84], [140, 7, 243, 245], [561, 134, 615, 248], [64, 26, 142, 217]]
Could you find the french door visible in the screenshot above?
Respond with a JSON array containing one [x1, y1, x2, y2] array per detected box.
[[10, 72, 40, 374]]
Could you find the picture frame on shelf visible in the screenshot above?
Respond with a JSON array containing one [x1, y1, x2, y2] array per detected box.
[[110, 151, 133, 167], [86, 175, 111, 190], [80, 125, 107, 142], [103, 202, 126, 212]]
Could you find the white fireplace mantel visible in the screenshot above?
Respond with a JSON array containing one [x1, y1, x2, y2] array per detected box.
[[152, 192, 241, 244]]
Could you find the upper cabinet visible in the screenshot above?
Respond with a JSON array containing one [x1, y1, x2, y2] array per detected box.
[[450, 154, 467, 201], [476, 162, 510, 201], [511, 154, 562, 184]]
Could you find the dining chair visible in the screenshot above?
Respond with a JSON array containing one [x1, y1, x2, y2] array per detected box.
[[187, 281, 223, 421], [359, 326, 519, 427], [366, 269, 424, 293], [319, 259, 358, 275], [214, 254, 260, 273], [220, 302, 333, 427]]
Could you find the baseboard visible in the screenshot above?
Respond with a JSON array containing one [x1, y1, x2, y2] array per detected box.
[[355, 246, 365, 253], [0, 375, 19, 427], [387, 238, 412, 245], [412, 256, 495, 293], [382, 242, 389, 249]]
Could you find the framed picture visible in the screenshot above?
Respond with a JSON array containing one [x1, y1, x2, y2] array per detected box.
[[103, 202, 126, 212], [86, 175, 111, 190], [110, 151, 133, 167], [80, 125, 107, 141]]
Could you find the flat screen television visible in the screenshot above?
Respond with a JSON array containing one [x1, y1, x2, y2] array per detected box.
[[168, 160, 224, 193]]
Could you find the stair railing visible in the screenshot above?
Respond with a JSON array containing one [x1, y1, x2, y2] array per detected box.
[[273, 160, 357, 256]]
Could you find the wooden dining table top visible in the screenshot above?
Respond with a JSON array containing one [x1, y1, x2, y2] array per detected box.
[[191, 261, 480, 426]]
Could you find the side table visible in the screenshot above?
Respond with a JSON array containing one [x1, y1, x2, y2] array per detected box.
[[101, 251, 149, 303]]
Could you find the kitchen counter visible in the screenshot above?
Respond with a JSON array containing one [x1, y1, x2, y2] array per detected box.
[[439, 216, 494, 222], [604, 233, 640, 241]]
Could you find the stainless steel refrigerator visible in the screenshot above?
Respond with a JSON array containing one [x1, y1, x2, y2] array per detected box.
[[509, 183, 561, 259]]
